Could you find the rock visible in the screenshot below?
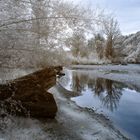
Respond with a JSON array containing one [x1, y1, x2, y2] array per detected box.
[[121, 61, 128, 65], [0, 66, 62, 118], [57, 72, 65, 78]]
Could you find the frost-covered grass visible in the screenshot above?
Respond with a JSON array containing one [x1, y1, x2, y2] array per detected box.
[[0, 47, 71, 69], [68, 53, 111, 65]]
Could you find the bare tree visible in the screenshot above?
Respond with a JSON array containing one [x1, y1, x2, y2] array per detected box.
[[67, 31, 86, 57], [102, 17, 121, 59], [0, 0, 79, 67], [0, 0, 121, 67], [94, 33, 105, 59]]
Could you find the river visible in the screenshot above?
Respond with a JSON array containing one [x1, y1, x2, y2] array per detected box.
[[59, 65, 140, 140]]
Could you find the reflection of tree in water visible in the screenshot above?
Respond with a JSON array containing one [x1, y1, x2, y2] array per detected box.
[[88, 78, 96, 91], [70, 71, 123, 112], [95, 78, 104, 96], [71, 72, 88, 93], [71, 73, 81, 92], [94, 78, 123, 112], [102, 79, 123, 112]]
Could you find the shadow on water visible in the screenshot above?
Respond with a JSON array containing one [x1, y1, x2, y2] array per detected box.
[[59, 69, 140, 140]]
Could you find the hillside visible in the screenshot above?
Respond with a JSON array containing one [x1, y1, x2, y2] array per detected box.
[[115, 31, 140, 63]]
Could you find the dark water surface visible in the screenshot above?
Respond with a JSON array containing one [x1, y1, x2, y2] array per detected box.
[[59, 69, 140, 140]]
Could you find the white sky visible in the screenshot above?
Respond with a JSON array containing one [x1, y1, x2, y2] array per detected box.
[[66, 0, 140, 35]]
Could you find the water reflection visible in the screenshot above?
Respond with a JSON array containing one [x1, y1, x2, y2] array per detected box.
[[101, 79, 122, 112], [62, 71, 123, 112], [59, 69, 140, 140], [71, 72, 89, 93]]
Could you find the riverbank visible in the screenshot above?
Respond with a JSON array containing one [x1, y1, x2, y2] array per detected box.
[[1, 65, 137, 139], [0, 83, 129, 140]]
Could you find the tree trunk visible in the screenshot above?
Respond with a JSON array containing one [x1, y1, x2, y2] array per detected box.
[[105, 36, 113, 60]]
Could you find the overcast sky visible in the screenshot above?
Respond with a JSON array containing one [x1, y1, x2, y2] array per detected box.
[[70, 0, 140, 35]]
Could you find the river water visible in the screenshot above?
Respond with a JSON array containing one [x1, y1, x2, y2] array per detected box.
[[59, 68, 140, 140]]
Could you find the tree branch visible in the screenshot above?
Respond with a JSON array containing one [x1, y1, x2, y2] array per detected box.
[[0, 16, 101, 29]]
